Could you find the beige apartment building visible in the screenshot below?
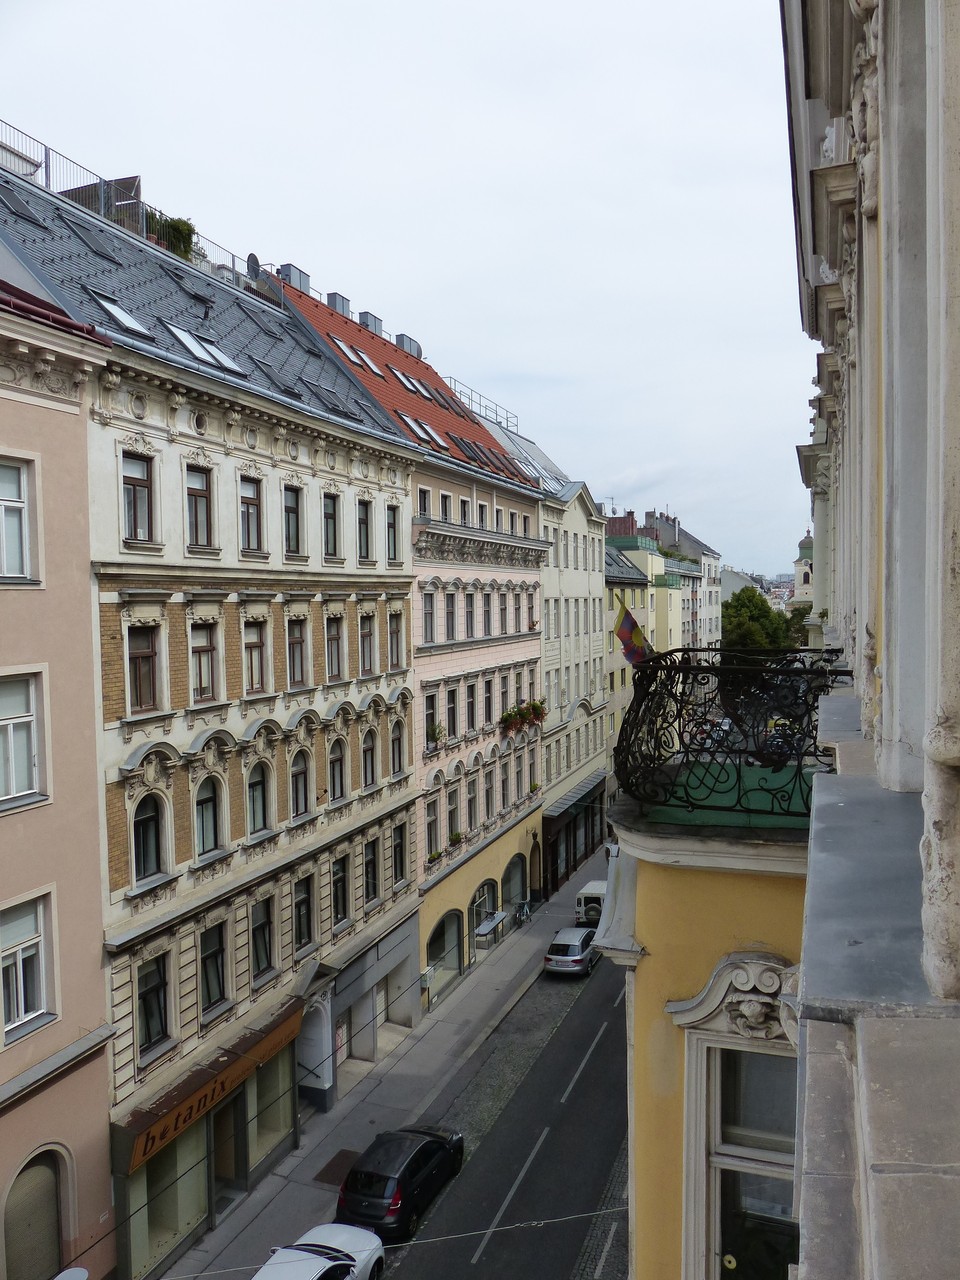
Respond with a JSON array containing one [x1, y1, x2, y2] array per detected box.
[[602, 546, 648, 805], [0, 282, 115, 1280]]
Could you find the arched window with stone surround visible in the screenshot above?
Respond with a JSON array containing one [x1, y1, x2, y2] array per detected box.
[[329, 738, 346, 802], [247, 762, 269, 835], [665, 952, 800, 1280], [133, 793, 163, 882], [195, 776, 221, 856], [290, 749, 310, 818], [361, 729, 377, 789], [390, 721, 404, 776]]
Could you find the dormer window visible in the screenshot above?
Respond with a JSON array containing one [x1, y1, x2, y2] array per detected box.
[[166, 323, 245, 374], [90, 291, 153, 337]]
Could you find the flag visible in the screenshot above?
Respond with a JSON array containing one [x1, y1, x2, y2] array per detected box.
[[615, 596, 655, 665]]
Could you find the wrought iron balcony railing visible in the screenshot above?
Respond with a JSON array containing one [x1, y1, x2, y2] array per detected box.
[[613, 647, 851, 827]]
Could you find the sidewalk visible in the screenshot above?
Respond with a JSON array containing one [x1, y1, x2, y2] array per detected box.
[[163, 849, 611, 1280]]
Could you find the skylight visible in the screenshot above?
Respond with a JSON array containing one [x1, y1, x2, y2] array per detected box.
[[388, 365, 420, 394], [167, 323, 245, 374], [329, 334, 363, 366], [251, 357, 303, 399], [411, 378, 434, 400], [0, 183, 45, 227], [417, 420, 449, 450], [355, 348, 384, 376], [238, 301, 283, 339], [90, 291, 153, 337], [60, 214, 122, 265], [397, 411, 432, 443], [299, 375, 363, 421]]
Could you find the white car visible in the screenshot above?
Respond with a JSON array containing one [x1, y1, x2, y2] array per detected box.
[[252, 1224, 385, 1280]]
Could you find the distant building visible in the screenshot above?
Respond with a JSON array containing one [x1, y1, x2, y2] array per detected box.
[[603, 547, 649, 803]]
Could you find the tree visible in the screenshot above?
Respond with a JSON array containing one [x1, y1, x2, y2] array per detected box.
[[721, 587, 791, 651]]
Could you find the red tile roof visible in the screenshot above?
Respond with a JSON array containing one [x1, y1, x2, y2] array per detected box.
[[281, 282, 537, 489]]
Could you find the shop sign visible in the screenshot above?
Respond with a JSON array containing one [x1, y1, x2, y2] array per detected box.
[[127, 1007, 302, 1172]]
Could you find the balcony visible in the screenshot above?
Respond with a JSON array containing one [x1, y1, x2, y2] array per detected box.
[[613, 647, 850, 830]]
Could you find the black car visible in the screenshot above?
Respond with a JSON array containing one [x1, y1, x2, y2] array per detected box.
[[335, 1124, 464, 1240]]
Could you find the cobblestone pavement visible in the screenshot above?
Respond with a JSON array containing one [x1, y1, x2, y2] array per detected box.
[[569, 1137, 629, 1280]]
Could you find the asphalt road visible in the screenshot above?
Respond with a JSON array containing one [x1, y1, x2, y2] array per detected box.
[[385, 957, 628, 1278]]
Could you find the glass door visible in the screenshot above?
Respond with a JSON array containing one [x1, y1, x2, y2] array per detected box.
[[209, 1091, 247, 1221]]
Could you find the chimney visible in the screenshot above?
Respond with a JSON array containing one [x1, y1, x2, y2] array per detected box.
[[359, 311, 382, 336], [327, 292, 350, 317], [395, 333, 422, 359], [278, 263, 310, 294]]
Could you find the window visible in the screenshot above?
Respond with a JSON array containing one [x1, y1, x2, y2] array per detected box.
[[528, 667, 537, 701], [330, 855, 350, 926], [195, 777, 220, 856], [200, 923, 226, 1012], [500, 760, 510, 809], [609, 671, 615, 693], [477, 502, 488, 529], [465, 593, 475, 638], [290, 750, 310, 818], [328, 739, 346, 801], [288, 618, 306, 687], [363, 840, 379, 903], [423, 592, 435, 644], [500, 674, 508, 714], [191, 623, 217, 702], [482, 593, 492, 637], [466, 682, 477, 732], [392, 824, 407, 884], [186, 467, 211, 548], [0, 462, 28, 577], [499, 593, 508, 635], [621, 667, 627, 688], [573, 533, 579, 569], [574, 599, 580, 635], [484, 768, 494, 820], [361, 730, 377, 789], [564, 600, 570, 637], [445, 592, 457, 641], [563, 531, 569, 567], [425, 692, 438, 740], [239, 477, 262, 552], [460, 498, 470, 526], [513, 593, 521, 632], [495, 508, 504, 532], [553, 599, 560, 637], [1, 899, 48, 1037], [391, 721, 404, 775], [527, 593, 536, 629], [323, 494, 340, 557], [426, 798, 440, 858], [283, 485, 302, 555], [326, 616, 342, 681], [440, 494, 452, 523], [418, 488, 431, 517], [127, 626, 158, 714], [244, 621, 266, 694], [515, 671, 523, 705], [446, 688, 458, 739], [247, 763, 269, 835], [388, 612, 403, 670], [122, 453, 152, 542], [447, 785, 460, 841], [294, 876, 313, 949], [523, 515, 531, 538], [509, 510, 518, 535], [359, 613, 375, 675], [515, 752, 523, 800], [386, 505, 399, 561], [552, 527, 559, 565], [483, 679, 493, 725], [251, 898, 273, 977], [357, 500, 371, 560], [133, 794, 162, 882], [467, 775, 478, 830], [528, 749, 537, 790], [137, 956, 168, 1052]]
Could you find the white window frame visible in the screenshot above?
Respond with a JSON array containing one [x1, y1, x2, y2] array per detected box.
[[0, 669, 47, 806], [1, 890, 55, 1041], [0, 454, 41, 582]]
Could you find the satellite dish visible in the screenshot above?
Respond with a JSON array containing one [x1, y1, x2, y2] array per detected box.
[[246, 253, 261, 281]]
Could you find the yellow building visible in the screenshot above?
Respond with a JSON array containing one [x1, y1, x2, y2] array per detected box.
[[599, 646, 839, 1279]]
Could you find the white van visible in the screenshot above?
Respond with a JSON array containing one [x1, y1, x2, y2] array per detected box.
[[575, 880, 607, 926]]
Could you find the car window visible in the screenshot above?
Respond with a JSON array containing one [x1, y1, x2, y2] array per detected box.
[[548, 943, 577, 957], [346, 1170, 392, 1197], [321, 1266, 354, 1280], [583, 930, 595, 944]]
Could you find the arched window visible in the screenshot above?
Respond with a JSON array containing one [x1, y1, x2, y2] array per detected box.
[[390, 721, 404, 776], [802, 571, 810, 585], [195, 777, 220, 856], [361, 730, 377, 789], [247, 762, 268, 835], [290, 750, 310, 818], [4, 1152, 61, 1280], [133, 794, 162, 882], [329, 739, 345, 802]]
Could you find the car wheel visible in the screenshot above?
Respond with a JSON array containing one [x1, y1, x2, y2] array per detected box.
[[369, 1263, 383, 1280], [405, 1208, 420, 1239], [452, 1148, 463, 1175]]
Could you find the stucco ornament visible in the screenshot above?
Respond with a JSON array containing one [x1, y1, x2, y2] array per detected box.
[[848, 4, 880, 218], [665, 952, 794, 1042]]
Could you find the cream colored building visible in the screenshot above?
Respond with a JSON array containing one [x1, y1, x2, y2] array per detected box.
[[0, 283, 115, 1280], [603, 546, 648, 804]]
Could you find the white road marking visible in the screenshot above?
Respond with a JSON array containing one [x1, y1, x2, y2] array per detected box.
[[595, 1222, 618, 1278], [614, 985, 625, 1007], [561, 1022, 608, 1104], [470, 1126, 551, 1264]]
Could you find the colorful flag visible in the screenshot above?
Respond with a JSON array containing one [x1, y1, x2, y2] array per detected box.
[[615, 597, 655, 665]]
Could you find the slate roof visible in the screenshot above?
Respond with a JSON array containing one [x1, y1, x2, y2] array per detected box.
[[605, 545, 649, 586], [0, 169, 403, 442], [281, 282, 538, 490], [480, 417, 570, 495]]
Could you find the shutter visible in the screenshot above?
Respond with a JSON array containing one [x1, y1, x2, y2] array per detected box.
[[4, 1153, 61, 1280], [375, 979, 387, 1027]]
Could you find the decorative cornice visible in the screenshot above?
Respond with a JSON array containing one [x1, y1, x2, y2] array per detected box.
[[666, 951, 795, 1042]]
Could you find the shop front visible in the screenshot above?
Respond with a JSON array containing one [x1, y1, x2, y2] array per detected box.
[[541, 769, 607, 899], [111, 1000, 303, 1280]]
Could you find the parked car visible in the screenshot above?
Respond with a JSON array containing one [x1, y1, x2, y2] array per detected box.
[[544, 927, 599, 976], [575, 880, 607, 925], [251, 1223, 385, 1280], [336, 1124, 464, 1240]]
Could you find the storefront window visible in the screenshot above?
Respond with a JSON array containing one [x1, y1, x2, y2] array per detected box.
[[127, 1122, 207, 1280], [247, 1046, 294, 1171]]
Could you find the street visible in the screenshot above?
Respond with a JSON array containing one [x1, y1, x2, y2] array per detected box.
[[384, 956, 628, 1278]]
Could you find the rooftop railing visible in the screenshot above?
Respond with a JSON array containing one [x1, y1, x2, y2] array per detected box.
[[613, 647, 851, 827]]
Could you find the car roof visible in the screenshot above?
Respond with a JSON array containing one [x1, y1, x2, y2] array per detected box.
[[552, 928, 594, 944], [354, 1130, 429, 1175]]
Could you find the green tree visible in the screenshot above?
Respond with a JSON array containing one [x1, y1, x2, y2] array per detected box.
[[721, 587, 791, 651]]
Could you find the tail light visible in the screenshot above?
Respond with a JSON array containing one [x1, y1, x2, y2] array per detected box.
[[337, 1186, 346, 1212], [387, 1186, 403, 1216]]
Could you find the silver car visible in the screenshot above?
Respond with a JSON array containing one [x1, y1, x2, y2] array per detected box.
[[543, 927, 599, 976], [251, 1224, 385, 1280]]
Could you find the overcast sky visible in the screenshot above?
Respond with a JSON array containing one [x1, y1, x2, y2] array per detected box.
[[5, 1, 816, 575]]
